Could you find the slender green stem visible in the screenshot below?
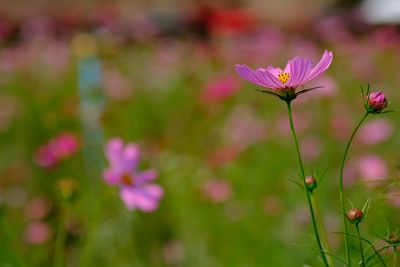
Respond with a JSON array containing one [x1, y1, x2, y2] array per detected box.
[[286, 101, 330, 267], [355, 224, 365, 267], [54, 204, 68, 267], [311, 194, 335, 266], [339, 112, 369, 265]]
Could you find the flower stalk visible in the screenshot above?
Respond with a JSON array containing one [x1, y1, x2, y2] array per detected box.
[[355, 223, 366, 267], [339, 112, 369, 265], [54, 203, 68, 267], [286, 101, 330, 267]]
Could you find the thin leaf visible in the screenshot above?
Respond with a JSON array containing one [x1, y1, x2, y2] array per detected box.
[[254, 89, 283, 99], [295, 86, 324, 97], [334, 232, 387, 267], [290, 243, 348, 265], [347, 199, 355, 209]]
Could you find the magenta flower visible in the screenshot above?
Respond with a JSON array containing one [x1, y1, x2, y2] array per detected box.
[[235, 50, 333, 101], [34, 132, 79, 168], [200, 75, 239, 103], [103, 138, 163, 212]]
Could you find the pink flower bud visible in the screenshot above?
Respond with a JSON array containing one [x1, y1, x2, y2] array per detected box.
[[367, 92, 387, 113], [305, 176, 317, 191], [347, 208, 363, 224]]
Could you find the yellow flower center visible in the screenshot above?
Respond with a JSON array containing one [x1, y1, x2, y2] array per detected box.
[[277, 72, 290, 84], [122, 173, 134, 186]]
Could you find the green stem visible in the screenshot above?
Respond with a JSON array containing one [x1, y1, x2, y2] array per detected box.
[[355, 223, 365, 267], [339, 112, 369, 265], [54, 204, 68, 267], [311, 194, 335, 266], [286, 101, 330, 267]]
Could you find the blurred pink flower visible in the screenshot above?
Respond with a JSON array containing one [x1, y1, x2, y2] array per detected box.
[[386, 190, 400, 207], [0, 46, 31, 72], [359, 119, 393, 145], [293, 205, 310, 225], [202, 179, 232, 203], [35, 145, 58, 168], [276, 112, 310, 137], [208, 8, 257, 36], [103, 70, 133, 100], [24, 222, 51, 245], [300, 136, 322, 162], [163, 240, 185, 265], [200, 75, 239, 103], [356, 155, 388, 185], [103, 138, 163, 212], [235, 50, 333, 99], [298, 76, 339, 103], [262, 196, 283, 216], [42, 41, 70, 72], [330, 113, 352, 140], [315, 16, 353, 44], [369, 27, 400, 50], [343, 165, 357, 187], [0, 93, 20, 132], [19, 17, 55, 42], [24, 197, 51, 221], [34, 132, 79, 168], [208, 146, 241, 167], [49, 133, 79, 159], [224, 106, 267, 149], [220, 28, 284, 65], [351, 54, 376, 80]]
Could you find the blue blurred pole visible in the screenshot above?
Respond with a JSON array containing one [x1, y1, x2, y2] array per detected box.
[[74, 33, 105, 174]]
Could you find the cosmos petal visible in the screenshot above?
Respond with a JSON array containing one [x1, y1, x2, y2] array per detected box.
[[303, 50, 333, 83], [235, 64, 282, 89], [105, 138, 124, 170]]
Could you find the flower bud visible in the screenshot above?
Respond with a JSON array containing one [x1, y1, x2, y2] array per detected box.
[[347, 208, 363, 224], [367, 92, 387, 113], [387, 233, 400, 244], [56, 178, 78, 202], [305, 176, 317, 192]]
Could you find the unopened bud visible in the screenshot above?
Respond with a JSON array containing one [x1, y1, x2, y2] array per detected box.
[[56, 178, 78, 202], [347, 208, 363, 224], [305, 176, 317, 192], [367, 92, 387, 113], [387, 233, 400, 244]]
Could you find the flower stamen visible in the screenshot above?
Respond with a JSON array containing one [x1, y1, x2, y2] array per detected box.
[[122, 173, 134, 186], [277, 72, 290, 84]]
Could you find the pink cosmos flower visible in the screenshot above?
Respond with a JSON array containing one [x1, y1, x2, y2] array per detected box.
[[103, 138, 163, 212], [202, 179, 232, 203], [300, 136, 323, 162], [235, 50, 333, 101], [200, 75, 239, 103], [34, 132, 79, 168], [24, 197, 51, 221], [356, 155, 388, 185], [359, 118, 393, 145], [24, 222, 51, 245], [48, 133, 79, 159]]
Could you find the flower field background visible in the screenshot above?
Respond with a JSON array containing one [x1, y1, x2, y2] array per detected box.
[[0, 1, 399, 266]]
